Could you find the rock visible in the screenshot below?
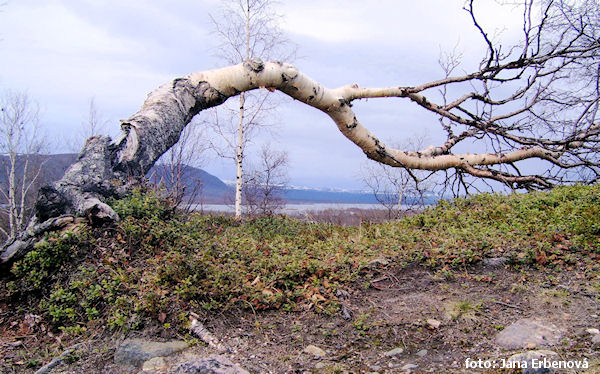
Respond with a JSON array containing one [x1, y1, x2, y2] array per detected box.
[[169, 355, 249, 374], [482, 257, 507, 266], [426, 319, 441, 329], [304, 344, 326, 357], [592, 334, 600, 344], [341, 304, 353, 320], [506, 350, 557, 374], [586, 328, 599, 335], [401, 363, 418, 371], [416, 349, 428, 357], [495, 319, 561, 349], [114, 338, 188, 367], [314, 362, 327, 369], [142, 357, 168, 372], [383, 347, 404, 357]]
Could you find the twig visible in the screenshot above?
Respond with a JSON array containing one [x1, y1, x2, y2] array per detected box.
[[384, 287, 411, 292], [34, 343, 82, 374], [371, 276, 389, 283], [6, 334, 34, 339], [494, 301, 524, 311]]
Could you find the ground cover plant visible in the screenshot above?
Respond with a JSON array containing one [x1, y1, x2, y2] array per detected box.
[[0, 184, 599, 372]]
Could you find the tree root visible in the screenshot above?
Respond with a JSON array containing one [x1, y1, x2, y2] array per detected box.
[[34, 343, 83, 374]]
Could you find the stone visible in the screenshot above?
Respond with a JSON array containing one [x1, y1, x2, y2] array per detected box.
[[586, 328, 599, 335], [495, 319, 561, 349], [304, 344, 326, 357], [416, 349, 428, 357], [383, 347, 404, 357], [315, 362, 327, 369], [426, 319, 441, 329], [401, 363, 418, 371], [169, 355, 249, 374], [341, 304, 353, 320], [142, 357, 168, 372], [114, 338, 188, 367], [592, 334, 600, 344], [482, 257, 507, 266], [506, 350, 557, 374]]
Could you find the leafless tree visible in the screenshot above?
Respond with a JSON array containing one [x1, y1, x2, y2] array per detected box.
[[152, 119, 208, 210], [208, 0, 295, 218], [424, 0, 600, 193], [69, 97, 110, 152], [243, 143, 288, 216], [3, 0, 600, 266], [361, 136, 433, 218], [0, 91, 46, 240], [80, 97, 106, 139]]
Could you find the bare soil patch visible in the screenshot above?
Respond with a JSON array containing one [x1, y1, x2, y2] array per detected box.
[[4, 262, 598, 373]]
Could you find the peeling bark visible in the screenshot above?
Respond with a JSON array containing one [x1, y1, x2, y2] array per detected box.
[[0, 58, 594, 267]]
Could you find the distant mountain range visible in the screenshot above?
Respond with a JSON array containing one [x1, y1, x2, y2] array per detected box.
[[0, 153, 436, 205], [149, 164, 383, 204], [148, 164, 232, 203]]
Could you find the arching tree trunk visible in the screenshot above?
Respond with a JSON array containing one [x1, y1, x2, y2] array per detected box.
[[0, 67, 232, 266], [1, 52, 597, 266]]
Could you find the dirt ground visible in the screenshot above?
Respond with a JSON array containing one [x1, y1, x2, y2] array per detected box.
[[5, 260, 598, 373]]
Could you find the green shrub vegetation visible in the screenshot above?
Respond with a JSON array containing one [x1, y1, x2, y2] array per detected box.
[[1, 184, 599, 336]]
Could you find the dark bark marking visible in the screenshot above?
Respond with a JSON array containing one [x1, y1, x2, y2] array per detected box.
[[338, 98, 352, 108], [346, 116, 358, 129], [244, 58, 265, 73]]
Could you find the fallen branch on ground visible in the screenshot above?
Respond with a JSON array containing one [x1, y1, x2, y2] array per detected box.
[[189, 312, 229, 353]]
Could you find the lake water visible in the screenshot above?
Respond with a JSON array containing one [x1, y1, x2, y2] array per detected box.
[[190, 203, 412, 214]]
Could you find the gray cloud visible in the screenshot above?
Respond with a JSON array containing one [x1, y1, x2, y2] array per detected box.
[[0, 0, 525, 189]]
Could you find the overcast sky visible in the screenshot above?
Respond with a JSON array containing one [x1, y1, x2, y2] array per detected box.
[[0, 0, 526, 189]]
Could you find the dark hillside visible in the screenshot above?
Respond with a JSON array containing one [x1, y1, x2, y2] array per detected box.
[[0, 153, 233, 204], [148, 164, 233, 203], [0, 154, 395, 205]]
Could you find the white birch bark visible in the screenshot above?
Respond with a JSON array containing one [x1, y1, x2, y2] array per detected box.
[[0, 58, 592, 266], [235, 92, 245, 218], [233, 0, 250, 219], [3, 0, 598, 267]]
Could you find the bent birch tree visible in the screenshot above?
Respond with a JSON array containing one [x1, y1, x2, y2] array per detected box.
[[1, 0, 599, 266], [209, 0, 295, 218]]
